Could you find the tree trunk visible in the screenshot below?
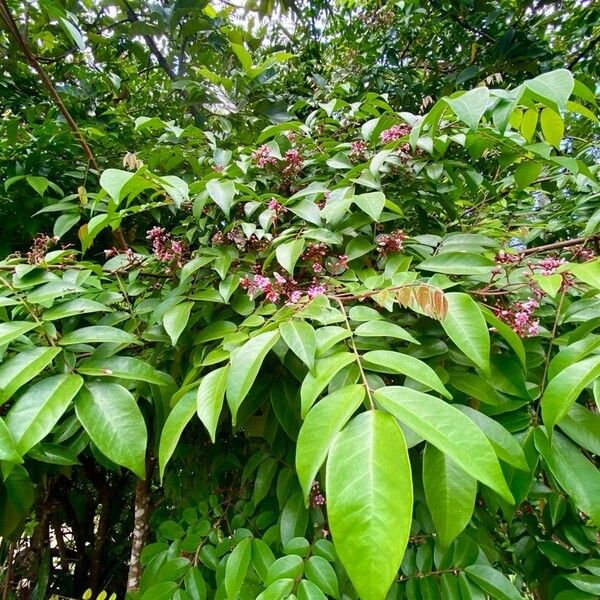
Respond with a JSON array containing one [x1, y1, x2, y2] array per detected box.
[[126, 457, 155, 594]]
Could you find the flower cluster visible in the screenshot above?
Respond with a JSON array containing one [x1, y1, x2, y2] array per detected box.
[[535, 256, 566, 275], [241, 272, 303, 304], [573, 246, 595, 261], [497, 298, 540, 337], [302, 242, 328, 273], [358, 7, 395, 28], [26, 234, 59, 264], [282, 149, 304, 177], [268, 198, 288, 220], [211, 227, 269, 253], [309, 480, 326, 507], [252, 145, 277, 168], [376, 229, 406, 255], [495, 250, 523, 266], [146, 226, 187, 270], [350, 140, 368, 159], [380, 123, 411, 144], [122, 152, 143, 171]]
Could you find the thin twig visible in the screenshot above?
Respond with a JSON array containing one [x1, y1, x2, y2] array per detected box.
[[335, 297, 374, 409], [0, 0, 98, 170]]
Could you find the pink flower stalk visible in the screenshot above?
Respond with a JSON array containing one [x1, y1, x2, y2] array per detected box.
[[380, 123, 411, 144]]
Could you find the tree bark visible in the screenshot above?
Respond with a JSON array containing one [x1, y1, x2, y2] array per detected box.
[[126, 457, 155, 594]]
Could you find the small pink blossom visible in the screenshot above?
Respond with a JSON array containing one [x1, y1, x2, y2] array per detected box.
[[536, 256, 566, 276], [380, 123, 411, 144], [350, 140, 368, 158], [252, 145, 277, 168], [307, 283, 327, 299]]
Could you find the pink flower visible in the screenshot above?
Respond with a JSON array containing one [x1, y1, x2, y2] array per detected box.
[[376, 230, 406, 254], [536, 256, 566, 276], [313, 262, 323, 273], [496, 298, 540, 338], [350, 140, 368, 158], [289, 290, 302, 303], [310, 481, 326, 507], [252, 145, 277, 168], [380, 124, 411, 144], [307, 283, 326, 299], [282, 149, 304, 176]]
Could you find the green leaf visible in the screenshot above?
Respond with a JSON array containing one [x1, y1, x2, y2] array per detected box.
[[526, 69, 574, 111], [296, 384, 364, 502], [540, 107, 564, 149], [455, 405, 528, 470], [300, 353, 356, 418], [43, 298, 112, 320], [570, 259, 600, 290], [564, 574, 600, 595], [0, 347, 61, 404], [363, 350, 451, 399], [481, 308, 526, 367], [159, 390, 196, 480], [442, 293, 490, 371], [184, 567, 207, 600], [0, 418, 23, 464], [6, 374, 83, 455], [531, 273, 562, 298], [374, 386, 512, 502], [520, 108, 538, 142], [163, 301, 193, 346], [0, 321, 38, 346], [75, 382, 147, 478], [275, 238, 304, 274], [514, 161, 542, 189], [99, 169, 135, 202], [266, 555, 304, 585], [305, 556, 339, 599], [353, 192, 386, 221], [256, 579, 294, 600], [444, 87, 490, 131], [542, 355, 600, 429], [354, 321, 419, 344], [206, 179, 236, 217], [464, 565, 522, 600], [423, 443, 476, 547], [226, 331, 280, 425], [225, 537, 252, 599], [534, 428, 600, 526], [59, 326, 139, 346], [326, 410, 412, 600], [297, 580, 327, 600], [77, 356, 171, 385], [280, 491, 308, 546], [417, 253, 495, 275], [280, 321, 316, 371], [197, 366, 229, 443], [252, 538, 276, 582], [558, 403, 600, 455]]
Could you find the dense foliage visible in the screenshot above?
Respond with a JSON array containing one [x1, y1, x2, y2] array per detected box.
[[1, 1, 600, 599]]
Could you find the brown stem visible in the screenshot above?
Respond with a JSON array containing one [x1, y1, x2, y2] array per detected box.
[[126, 456, 156, 594], [119, 0, 175, 79], [521, 235, 600, 256], [89, 487, 111, 592], [0, 0, 98, 170], [51, 515, 69, 573], [2, 543, 14, 600]]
